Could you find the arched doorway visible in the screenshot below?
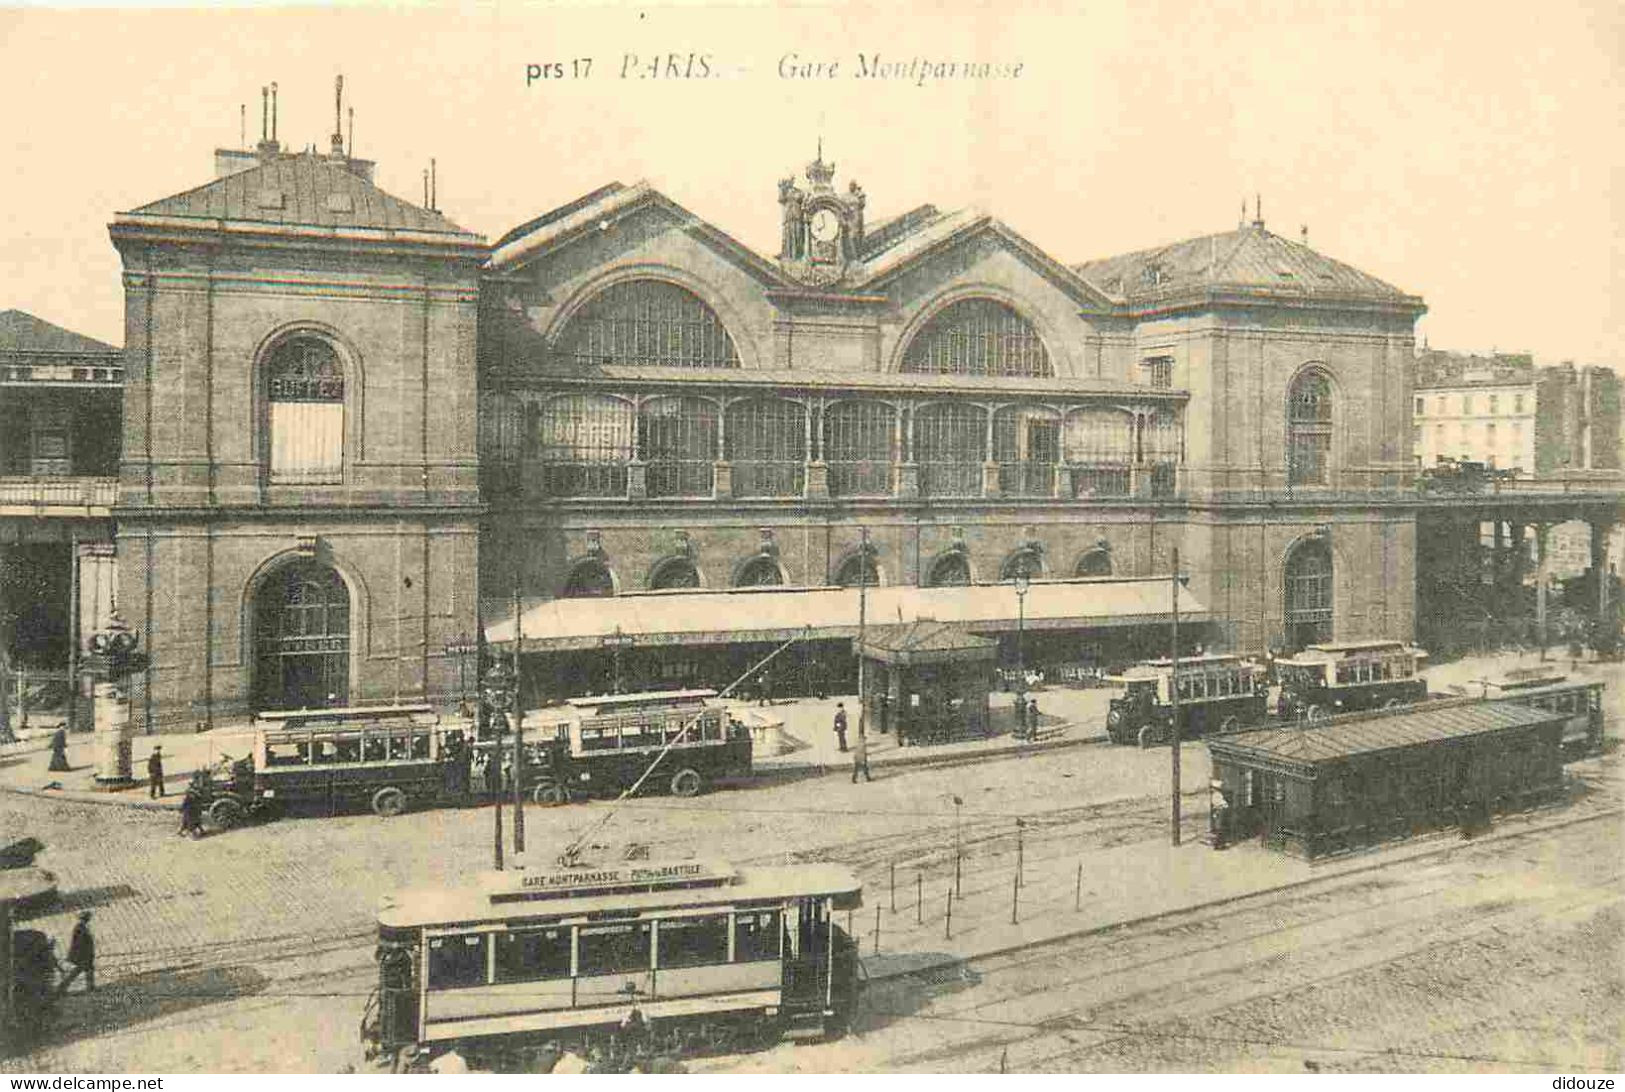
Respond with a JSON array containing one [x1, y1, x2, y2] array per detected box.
[[253, 560, 351, 711], [562, 558, 616, 598], [735, 556, 784, 587], [1284, 538, 1334, 650], [833, 552, 881, 588], [649, 556, 701, 590], [1075, 547, 1113, 577]]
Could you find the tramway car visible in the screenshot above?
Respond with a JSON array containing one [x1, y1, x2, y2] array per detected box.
[[518, 690, 753, 805], [1274, 641, 1428, 720], [361, 856, 863, 1069], [1458, 672, 1607, 758], [1104, 654, 1269, 746]]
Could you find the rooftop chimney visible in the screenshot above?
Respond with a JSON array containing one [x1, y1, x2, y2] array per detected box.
[[330, 75, 346, 158], [255, 83, 282, 162]]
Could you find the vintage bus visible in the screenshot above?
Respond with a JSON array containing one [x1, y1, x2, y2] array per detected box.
[[1458, 672, 1607, 758], [1104, 654, 1269, 747], [361, 856, 864, 1070], [518, 690, 753, 805], [1274, 641, 1429, 721]]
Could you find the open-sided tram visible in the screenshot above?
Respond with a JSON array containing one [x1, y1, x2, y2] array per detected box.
[[361, 857, 863, 1070], [1274, 640, 1429, 720], [1104, 654, 1270, 746]]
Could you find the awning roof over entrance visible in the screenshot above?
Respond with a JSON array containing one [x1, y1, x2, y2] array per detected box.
[[484, 577, 1207, 652]]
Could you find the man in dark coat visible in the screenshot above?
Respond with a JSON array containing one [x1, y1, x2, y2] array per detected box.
[[178, 788, 203, 838], [147, 746, 165, 798], [833, 703, 849, 753], [48, 727, 70, 772], [59, 911, 95, 994]]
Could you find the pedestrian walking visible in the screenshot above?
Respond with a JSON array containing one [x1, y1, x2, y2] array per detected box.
[[58, 911, 95, 994], [833, 703, 849, 753], [147, 746, 165, 798], [850, 729, 872, 783], [48, 727, 70, 772], [178, 788, 203, 838]]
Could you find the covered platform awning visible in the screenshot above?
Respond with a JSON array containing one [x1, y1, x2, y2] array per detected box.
[[484, 576, 1207, 652]]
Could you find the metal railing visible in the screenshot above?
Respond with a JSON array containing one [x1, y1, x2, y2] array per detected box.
[[0, 476, 118, 509]]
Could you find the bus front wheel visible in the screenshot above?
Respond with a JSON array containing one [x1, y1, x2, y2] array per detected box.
[[532, 782, 568, 806], [670, 768, 705, 798], [371, 787, 408, 818], [206, 797, 244, 831]]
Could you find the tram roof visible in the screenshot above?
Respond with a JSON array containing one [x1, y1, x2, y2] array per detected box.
[[1291, 640, 1422, 658], [379, 862, 863, 928], [565, 689, 718, 711], [1206, 699, 1558, 769]]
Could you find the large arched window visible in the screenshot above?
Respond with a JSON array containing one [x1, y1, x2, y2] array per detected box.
[[253, 560, 350, 711], [833, 552, 881, 588], [1284, 538, 1333, 649], [824, 401, 896, 497], [1287, 369, 1334, 487], [562, 558, 616, 598], [915, 403, 986, 497], [639, 397, 718, 497], [993, 405, 1060, 497], [925, 552, 971, 587], [533, 394, 635, 497], [266, 337, 345, 484], [726, 399, 806, 497], [555, 279, 740, 369], [901, 298, 1052, 378], [1063, 407, 1133, 497], [735, 556, 785, 587], [1002, 547, 1044, 580], [1075, 546, 1113, 577], [648, 556, 701, 590]]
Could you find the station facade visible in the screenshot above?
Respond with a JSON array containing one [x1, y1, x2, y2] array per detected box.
[[50, 116, 1427, 730]]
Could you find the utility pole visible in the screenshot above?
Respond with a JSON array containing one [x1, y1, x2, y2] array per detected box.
[[856, 527, 870, 740], [1170, 547, 1182, 847], [512, 574, 525, 856]]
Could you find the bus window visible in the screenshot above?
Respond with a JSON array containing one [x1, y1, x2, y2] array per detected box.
[[622, 721, 653, 747], [728, 717, 751, 742], [335, 736, 361, 762], [577, 922, 652, 975], [579, 727, 617, 752], [312, 740, 338, 764], [494, 927, 571, 983], [388, 735, 411, 761], [734, 910, 781, 962], [362, 735, 386, 762], [411, 733, 431, 759], [427, 933, 488, 990], [1335, 664, 1351, 684], [657, 915, 730, 969], [264, 741, 303, 766], [702, 713, 723, 742]]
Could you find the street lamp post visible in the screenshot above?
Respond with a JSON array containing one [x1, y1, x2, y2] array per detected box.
[[1013, 569, 1030, 738], [602, 626, 636, 695], [443, 632, 475, 721], [481, 659, 515, 870]]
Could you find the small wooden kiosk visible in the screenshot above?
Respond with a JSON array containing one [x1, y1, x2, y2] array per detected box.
[[857, 621, 997, 746]]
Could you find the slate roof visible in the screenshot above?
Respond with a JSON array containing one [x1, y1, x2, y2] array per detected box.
[[857, 620, 998, 663], [0, 310, 119, 355], [123, 152, 480, 238], [1074, 222, 1419, 307], [1206, 700, 1557, 768]]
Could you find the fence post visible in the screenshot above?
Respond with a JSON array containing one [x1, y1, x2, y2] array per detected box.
[[874, 904, 881, 955], [1075, 861, 1083, 911], [1016, 818, 1025, 889], [1011, 872, 1019, 925], [916, 871, 923, 924], [954, 851, 962, 900], [944, 888, 953, 940], [890, 860, 896, 912]]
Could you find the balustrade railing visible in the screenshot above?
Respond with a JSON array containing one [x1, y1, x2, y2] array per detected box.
[[731, 460, 805, 498], [0, 476, 118, 508]]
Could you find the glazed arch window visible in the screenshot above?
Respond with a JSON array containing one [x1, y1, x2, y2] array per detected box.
[[1286, 369, 1333, 487], [266, 336, 345, 484], [554, 279, 740, 369], [900, 298, 1051, 378]]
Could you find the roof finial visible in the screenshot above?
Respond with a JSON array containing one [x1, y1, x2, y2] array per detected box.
[[347, 106, 354, 158], [270, 82, 278, 143], [260, 86, 268, 142], [1252, 193, 1264, 229]]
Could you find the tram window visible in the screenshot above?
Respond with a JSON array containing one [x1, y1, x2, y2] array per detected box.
[[494, 927, 571, 983], [734, 910, 781, 962], [411, 732, 431, 759], [701, 713, 723, 742], [577, 922, 652, 975], [728, 717, 750, 741], [362, 735, 386, 761], [312, 740, 338, 764], [1335, 665, 1351, 684], [427, 934, 488, 990], [335, 736, 361, 762], [657, 915, 729, 969], [387, 735, 409, 760]]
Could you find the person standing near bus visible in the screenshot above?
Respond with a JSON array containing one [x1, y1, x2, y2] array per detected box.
[[833, 703, 849, 753], [146, 746, 165, 798]]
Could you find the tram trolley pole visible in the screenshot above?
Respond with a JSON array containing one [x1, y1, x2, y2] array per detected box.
[[944, 888, 953, 940]]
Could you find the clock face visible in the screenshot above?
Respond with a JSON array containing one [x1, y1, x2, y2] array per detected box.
[[810, 208, 842, 243]]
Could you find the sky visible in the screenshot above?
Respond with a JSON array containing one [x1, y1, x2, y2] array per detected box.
[[1, 0, 1621, 367]]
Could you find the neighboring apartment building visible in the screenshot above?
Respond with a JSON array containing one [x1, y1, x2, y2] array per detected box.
[[1412, 350, 1536, 474]]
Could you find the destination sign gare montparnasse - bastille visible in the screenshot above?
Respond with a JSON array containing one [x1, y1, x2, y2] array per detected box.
[[475, 859, 728, 898]]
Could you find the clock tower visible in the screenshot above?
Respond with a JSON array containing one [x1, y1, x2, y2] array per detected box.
[[777, 145, 865, 286]]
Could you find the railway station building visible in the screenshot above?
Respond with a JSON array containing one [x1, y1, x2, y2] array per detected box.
[[29, 106, 1429, 730]]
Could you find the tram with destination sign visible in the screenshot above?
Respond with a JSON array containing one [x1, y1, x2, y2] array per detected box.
[[360, 856, 863, 1070]]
